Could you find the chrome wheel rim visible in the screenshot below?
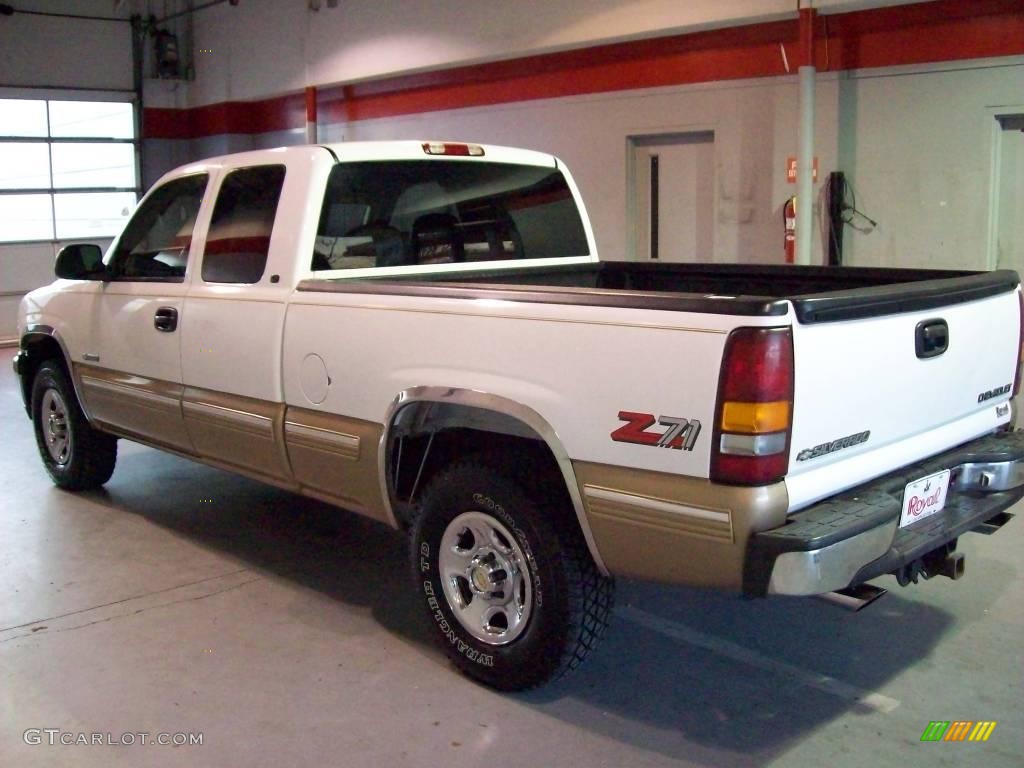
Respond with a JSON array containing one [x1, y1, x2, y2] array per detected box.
[[438, 511, 533, 645], [41, 389, 72, 466]]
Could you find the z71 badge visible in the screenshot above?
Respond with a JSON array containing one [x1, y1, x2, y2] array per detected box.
[[611, 411, 701, 451]]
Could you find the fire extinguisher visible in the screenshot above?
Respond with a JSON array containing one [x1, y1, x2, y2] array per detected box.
[[784, 195, 797, 264]]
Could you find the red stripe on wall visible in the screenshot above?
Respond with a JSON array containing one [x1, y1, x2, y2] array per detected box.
[[824, 0, 1024, 70], [144, 93, 307, 140], [320, 19, 796, 124], [142, 0, 1024, 140]]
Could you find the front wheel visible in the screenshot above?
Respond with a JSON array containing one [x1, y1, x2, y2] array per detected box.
[[31, 360, 117, 490], [411, 457, 614, 690]]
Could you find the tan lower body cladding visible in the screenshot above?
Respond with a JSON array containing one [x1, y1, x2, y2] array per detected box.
[[78, 365, 193, 451], [283, 407, 389, 523], [573, 462, 789, 590], [76, 365, 389, 525]]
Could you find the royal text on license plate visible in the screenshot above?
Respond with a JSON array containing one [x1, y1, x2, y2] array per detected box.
[[899, 469, 951, 528]]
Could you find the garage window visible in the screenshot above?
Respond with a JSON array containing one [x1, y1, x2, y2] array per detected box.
[[0, 98, 137, 243]]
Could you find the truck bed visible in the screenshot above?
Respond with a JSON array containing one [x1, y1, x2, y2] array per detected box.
[[299, 262, 1020, 323]]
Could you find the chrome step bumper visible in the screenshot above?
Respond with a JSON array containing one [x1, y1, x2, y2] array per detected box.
[[744, 429, 1024, 597]]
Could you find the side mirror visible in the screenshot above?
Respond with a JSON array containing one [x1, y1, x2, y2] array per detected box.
[[55, 244, 106, 280]]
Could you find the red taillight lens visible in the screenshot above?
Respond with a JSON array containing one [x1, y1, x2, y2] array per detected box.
[[719, 326, 794, 402], [1014, 290, 1023, 398], [711, 327, 794, 485]]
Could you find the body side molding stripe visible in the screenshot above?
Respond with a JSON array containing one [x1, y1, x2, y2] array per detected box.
[[183, 399, 274, 434], [80, 375, 181, 414], [585, 486, 731, 522], [584, 485, 734, 542], [284, 421, 361, 459]]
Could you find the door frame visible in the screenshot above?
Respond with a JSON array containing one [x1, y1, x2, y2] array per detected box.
[[625, 126, 718, 262], [985, 105, 1024, 271]]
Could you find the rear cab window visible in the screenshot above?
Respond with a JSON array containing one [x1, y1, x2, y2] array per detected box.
[[312, 160, 589, 272]]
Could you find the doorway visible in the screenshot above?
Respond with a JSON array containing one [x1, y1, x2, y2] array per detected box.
[[629, 131, 715, 262], [988, 112, 1024, 426], [992, 114, 1024, 274]]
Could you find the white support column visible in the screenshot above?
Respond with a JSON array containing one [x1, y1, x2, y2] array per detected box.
[[796, 64, 815, 265]]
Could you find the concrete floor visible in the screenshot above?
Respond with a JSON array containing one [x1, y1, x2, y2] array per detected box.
[[1, 345, 1021, 768]]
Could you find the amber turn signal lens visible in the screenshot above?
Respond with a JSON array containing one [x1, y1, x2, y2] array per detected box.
[[720, 400, 791, 434]]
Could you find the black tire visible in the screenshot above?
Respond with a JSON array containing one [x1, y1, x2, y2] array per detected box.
[[411, 457, 614, 690], [31, 360, 117, 490]]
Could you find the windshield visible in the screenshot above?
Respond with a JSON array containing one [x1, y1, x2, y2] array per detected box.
[[313, 160, 589, 271]]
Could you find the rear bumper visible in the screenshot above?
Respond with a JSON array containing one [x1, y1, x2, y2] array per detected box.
[[744, 429, 1024, 596]]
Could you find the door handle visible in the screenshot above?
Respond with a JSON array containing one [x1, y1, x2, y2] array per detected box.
[[154, 306, 178, 333]]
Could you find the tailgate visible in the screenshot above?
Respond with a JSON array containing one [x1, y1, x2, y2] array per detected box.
[[785, 273, 1021, 510]]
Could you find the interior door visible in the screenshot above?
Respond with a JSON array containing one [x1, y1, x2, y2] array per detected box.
[[993, 114, 1024, 424], [995, 115, 1023, 274], [78, 173, 209, 451], [631, 132, 715, 262]]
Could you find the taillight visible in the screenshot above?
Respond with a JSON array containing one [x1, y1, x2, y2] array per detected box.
[[711, 326, 794, 485], [422, 142, 485, 157], [1014, 290, 1023, 398]]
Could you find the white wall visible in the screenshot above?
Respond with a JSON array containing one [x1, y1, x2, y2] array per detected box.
[[321, 76, 840, 265], [184, 0, 927, 106], [838, 60, 1024, 269], [0, 1, 133, 90], [312, 58, 1023, 271], [6, 0, 1019, 342]]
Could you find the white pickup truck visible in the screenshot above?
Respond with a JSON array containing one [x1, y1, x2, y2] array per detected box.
[[14, 141, 1024, 690]]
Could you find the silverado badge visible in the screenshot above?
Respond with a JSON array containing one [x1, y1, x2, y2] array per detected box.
[[796, 430, 871, 462]]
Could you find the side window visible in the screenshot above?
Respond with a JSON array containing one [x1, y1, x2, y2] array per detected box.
[[108, 174, 207, 281], [202, 165, 285, 284]]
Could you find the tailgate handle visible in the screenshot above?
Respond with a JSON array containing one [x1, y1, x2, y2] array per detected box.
[[916, 319, 948, 359]]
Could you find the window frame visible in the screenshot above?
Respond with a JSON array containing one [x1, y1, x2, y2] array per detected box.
[[200, 163, 287, 285], [0, 96, 139, 244], [105, 173, 208, 284]]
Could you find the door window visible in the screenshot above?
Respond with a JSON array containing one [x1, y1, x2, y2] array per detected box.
[[108, 174, 208, 281], [202, 165, 286, 284]]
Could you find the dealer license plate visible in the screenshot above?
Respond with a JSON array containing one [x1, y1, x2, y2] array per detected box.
[[899, 469, 951, 528]]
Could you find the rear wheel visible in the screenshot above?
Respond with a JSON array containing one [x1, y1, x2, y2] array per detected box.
[[411, 457, 614, 690], [31, 360, 117, 490]]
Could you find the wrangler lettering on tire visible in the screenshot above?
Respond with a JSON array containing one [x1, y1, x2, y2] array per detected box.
[[411, 457, 614, 690]]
